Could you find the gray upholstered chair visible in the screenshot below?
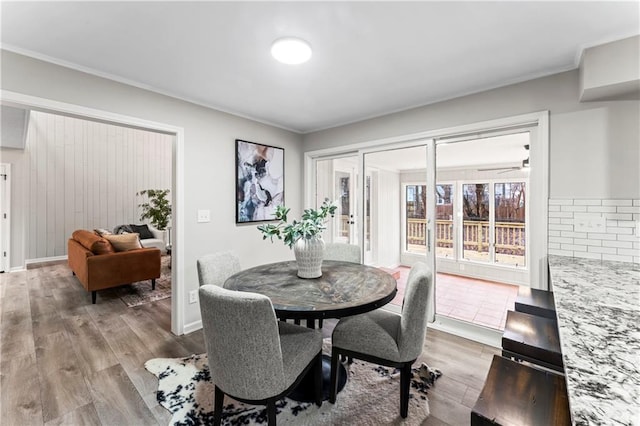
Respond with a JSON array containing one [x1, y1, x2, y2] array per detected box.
[[199, 285, 323, 426], [329, 262, 432, 418], [196, 251, 241, 287], [324, 243, 361, 264]]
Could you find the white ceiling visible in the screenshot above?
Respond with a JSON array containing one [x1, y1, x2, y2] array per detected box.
[[1, 2, 638, 133]]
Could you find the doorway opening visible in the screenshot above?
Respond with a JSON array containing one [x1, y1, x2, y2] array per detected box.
[[0, 90, 185, 335]]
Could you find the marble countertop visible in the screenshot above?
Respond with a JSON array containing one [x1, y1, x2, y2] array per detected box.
[[548, 255, 640, 425]]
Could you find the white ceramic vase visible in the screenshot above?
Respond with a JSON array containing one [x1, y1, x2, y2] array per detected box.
[[293, 236, 325, 279]]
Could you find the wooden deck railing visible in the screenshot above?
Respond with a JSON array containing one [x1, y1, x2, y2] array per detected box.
[[408, 218, 525, 255]]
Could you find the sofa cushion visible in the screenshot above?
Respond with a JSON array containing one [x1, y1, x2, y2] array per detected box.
[[72, 230, 115, 255], [129, 224, 155, 240], [104, 233, 143, 252]]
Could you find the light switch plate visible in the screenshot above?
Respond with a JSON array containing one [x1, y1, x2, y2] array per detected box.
[[197, 209, 210, 223]]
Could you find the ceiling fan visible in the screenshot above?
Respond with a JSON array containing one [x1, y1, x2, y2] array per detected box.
[[476, 144, 530, 173]]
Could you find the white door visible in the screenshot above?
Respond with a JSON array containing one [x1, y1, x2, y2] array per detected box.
[[314, 156, 359, 245], [359, 142, 436, 319], [0, 164, 10, 273]]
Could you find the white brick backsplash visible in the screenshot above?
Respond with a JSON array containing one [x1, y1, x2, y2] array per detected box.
[[615, 221, 637, 228], [602, 199, 632, 206], [602, 254, 634, 262], [561, 231, 587, 238], [602, 240, 633, 249], [549, 211, 574, 218], [574, 238, 601, 247], [561, 244, 587, 252], [588, 246, 618, 254], [618, 248, 640, 257], [573, 199, 601, 206], [561, 205, 587, 212], [617, 206, 640, 214], [549, 224, 574, 231], [573, 212, 604, 218], [587, 233, 617, 240], [549, 236, 573, 244], [587, 206, 617, 213], [604, 213, 633, 221], [548, 198, 638, 264], [549, 249, 573, 256], [607, 227, 633, 235], [549, 199, 573, 206]]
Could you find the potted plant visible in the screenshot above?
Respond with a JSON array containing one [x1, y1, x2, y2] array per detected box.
[[258, 198, 337, 278], [138, 189, 172, 231]]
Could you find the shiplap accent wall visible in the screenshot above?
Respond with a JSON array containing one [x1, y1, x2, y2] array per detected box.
[[24, 110, 172, 260], [548, 198, 640, 264]]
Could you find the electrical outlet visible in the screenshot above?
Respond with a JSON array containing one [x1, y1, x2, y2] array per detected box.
[[197, 209, 210, 223], [574, 216, 606, 233], [189, 290, 198, 304]]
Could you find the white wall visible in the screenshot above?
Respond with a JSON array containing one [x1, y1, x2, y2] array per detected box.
[[1, 50, 304, 329], [303, 70, 640, 200], [0, 110, 172, 266]]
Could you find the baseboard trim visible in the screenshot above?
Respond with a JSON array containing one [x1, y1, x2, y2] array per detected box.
[[428, 315, 502, 348], [183, 319, 202, 335], [25, 255, 68, 265]]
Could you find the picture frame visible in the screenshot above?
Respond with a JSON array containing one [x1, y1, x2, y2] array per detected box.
[[235, 139, 285, 223]]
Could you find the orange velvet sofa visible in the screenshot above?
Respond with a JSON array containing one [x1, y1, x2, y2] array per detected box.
[[68, 229, 161, 304]]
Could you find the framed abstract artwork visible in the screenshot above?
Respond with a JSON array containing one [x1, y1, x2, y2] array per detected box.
[[236, 139, 285, 223]]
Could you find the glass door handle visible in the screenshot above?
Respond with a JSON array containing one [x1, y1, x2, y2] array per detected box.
[[427, 229, 431, 252]]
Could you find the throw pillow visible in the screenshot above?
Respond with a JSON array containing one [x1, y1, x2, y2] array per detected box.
[[129, 224, 155, 240], [104, 233, 142, 252], [94, 228, 112, 236], [72, 230, 115, 255]]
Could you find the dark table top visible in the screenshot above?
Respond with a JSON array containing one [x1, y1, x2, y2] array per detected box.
[[224, 260, 397, 320]]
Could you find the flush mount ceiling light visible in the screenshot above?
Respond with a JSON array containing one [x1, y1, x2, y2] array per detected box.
[[271, 37, 312, 65]]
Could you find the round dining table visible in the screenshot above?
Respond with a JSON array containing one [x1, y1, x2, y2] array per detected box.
[[224, 260, 398, 322], [224, 259, 398, 402]]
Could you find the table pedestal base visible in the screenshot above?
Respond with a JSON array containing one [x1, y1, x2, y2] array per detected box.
[[288, 354, 347, 402]]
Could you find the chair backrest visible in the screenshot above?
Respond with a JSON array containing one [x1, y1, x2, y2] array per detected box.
[[324, 243, 361, 264], [196, 251, 241, 287], [199, 285, 286, 400], [398, 262, 433, 361]]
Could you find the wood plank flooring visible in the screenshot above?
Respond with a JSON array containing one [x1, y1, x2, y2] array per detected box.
[[1, 261, 499, 425]]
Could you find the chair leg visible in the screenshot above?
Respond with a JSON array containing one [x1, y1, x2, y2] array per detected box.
[[314, 353, 323, 407], [91, 291, 97, 304], [214, 386, 224, 426], [330, 350, 340, 403], [400, 362, 412, 418], [151, 278, 156, 290], [266, 400, 276, 426]]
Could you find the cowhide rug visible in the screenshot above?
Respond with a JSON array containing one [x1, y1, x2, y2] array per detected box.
[[145, 340, 441, 425]]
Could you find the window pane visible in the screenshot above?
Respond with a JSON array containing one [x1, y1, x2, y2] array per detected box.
[[462, 183, 489, 262], [495, 182, 526, 267], [436, 184, 453, 258], [406, 185, 426, 253]]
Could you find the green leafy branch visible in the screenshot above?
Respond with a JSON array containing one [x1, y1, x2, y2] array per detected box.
[[257, 198, 337, 248]]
